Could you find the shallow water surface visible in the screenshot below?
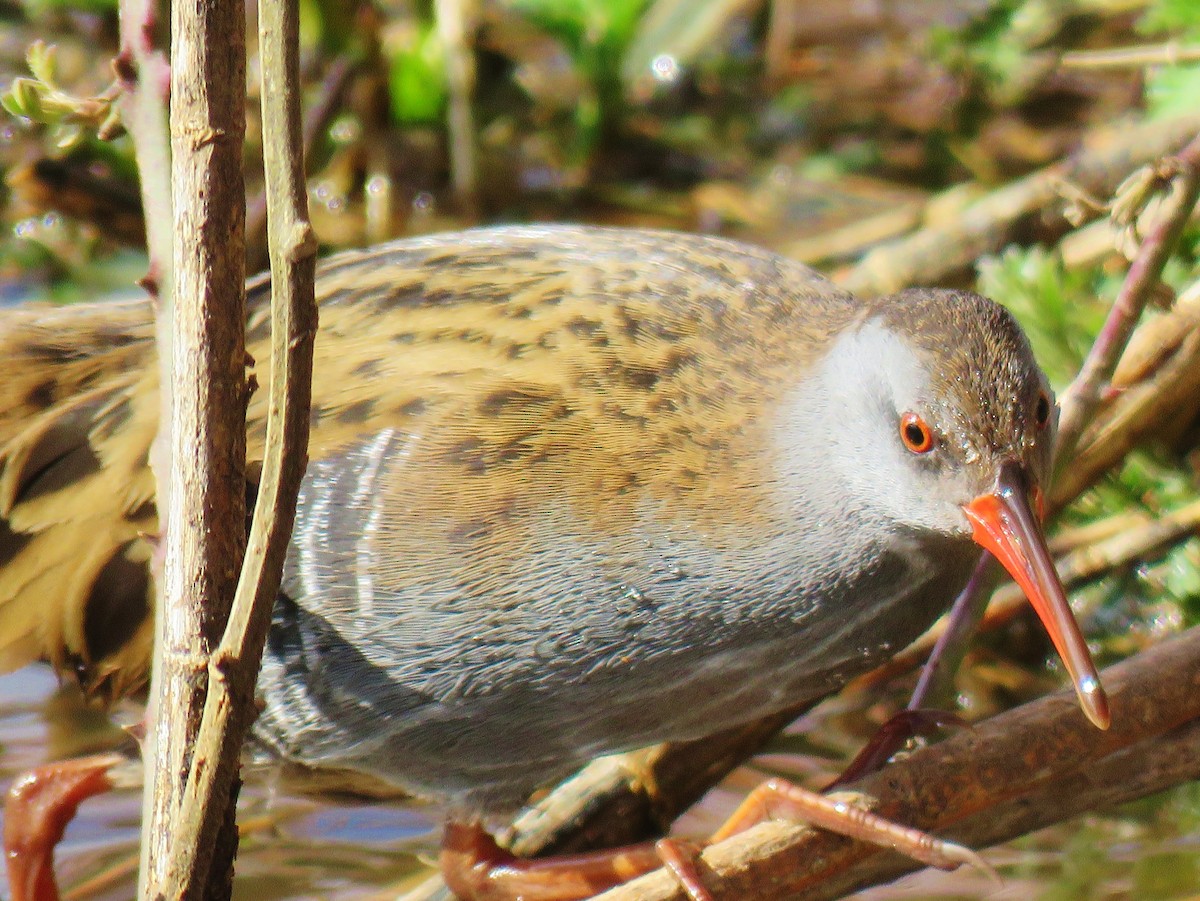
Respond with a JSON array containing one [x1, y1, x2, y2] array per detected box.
[[2, 664, 1198, 900]]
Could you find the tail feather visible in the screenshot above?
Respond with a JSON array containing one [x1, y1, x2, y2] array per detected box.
[[0, 300, 158, 701]]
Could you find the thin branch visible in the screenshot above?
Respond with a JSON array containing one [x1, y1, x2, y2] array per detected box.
[[1054, 132, 1200, 470], [1053, 324, 1200, 506]]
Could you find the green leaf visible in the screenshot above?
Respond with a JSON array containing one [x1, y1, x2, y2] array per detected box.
[[387, 25, 447, 124], [26, 41, 57, 87], [14, 79, 45, 121], [1145, 64, 1200, 121]]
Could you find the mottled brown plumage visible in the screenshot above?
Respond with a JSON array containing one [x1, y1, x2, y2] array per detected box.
[[1, 226, 855, 703]]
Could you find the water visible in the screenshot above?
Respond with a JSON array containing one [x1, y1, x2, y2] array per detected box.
[[2, 665, 1198, 899], [0, 666, 436, 901]]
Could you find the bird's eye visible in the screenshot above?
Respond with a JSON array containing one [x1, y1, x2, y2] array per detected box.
[[1035, 392, 1051, 430], [899, 412, 935, 454]]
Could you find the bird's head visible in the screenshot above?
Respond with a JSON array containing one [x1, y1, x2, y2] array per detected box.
[[804, 288, 1108, 729]]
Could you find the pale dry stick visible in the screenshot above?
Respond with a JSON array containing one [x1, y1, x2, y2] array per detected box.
[[1111, 277, 1200, 386], [836, 113, 1200, 297], [1061, 42, 1200, 69], [1055, 327, 1200, 507], [141, 0, 248, 894], [434, 0, 478, 212], [594, 626, 1200, 901], [155, 0, 318, 897]]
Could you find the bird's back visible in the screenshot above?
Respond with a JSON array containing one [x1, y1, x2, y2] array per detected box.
[[0, 225, 854, 708]]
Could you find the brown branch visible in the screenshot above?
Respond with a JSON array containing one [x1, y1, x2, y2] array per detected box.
[[802, 718, 1200, 900], [140, 0, 247, 896], [1060, 42, 1200, 69], [595, 626, 1200, 900], [152, 0, 319, 897]]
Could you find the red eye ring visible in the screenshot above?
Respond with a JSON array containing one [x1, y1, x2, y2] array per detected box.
[[900, 412, 935, 454]]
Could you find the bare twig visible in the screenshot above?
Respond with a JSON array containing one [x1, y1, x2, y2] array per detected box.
[[1061, 42, 1200, 70], [246, 55, 355, 266], [905, 554, 997, 711], [140, 0, 248, 897], [1054, 132, 1200, 471], [1053, 325, 1200, 506], [434, 0, 478, 213], [1112, 278, 1200, 386]]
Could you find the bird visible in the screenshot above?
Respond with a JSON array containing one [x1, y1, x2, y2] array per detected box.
[[0, 224, 1108, 900]]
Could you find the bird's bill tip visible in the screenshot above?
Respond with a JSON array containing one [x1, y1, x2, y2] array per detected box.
[[963, 467, 1111, 731]]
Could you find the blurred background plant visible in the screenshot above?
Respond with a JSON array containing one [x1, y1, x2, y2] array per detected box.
[[1, 0, 1199, 898]]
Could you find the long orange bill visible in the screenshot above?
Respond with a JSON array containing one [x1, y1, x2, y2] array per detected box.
[[962, 461, 1111, 730]]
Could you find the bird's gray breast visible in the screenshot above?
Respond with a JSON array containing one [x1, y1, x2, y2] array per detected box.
[[252, 428, 976, 814]]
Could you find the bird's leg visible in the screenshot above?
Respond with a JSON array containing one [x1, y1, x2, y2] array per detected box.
[[439, 819, 675, 901], [441, 775, 990, 901], [826, 709, 962, 789], [708, 778, 986, 867], [656, 778, 992, 900], [4, 752, 125, 901], [830, 555, 993, 788]]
